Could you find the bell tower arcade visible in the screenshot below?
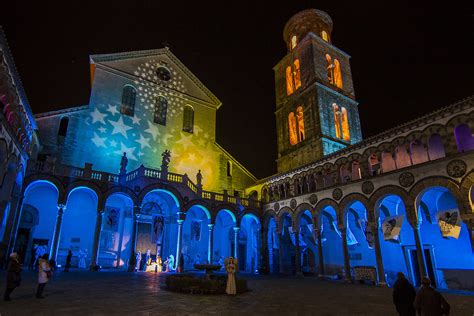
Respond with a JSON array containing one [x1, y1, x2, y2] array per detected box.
[[274, 9, 362, 173]]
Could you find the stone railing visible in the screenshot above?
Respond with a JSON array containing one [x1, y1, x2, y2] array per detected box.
[[27, 160, 261, 208]]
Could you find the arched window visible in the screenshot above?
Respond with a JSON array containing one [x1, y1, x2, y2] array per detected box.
[[286, 66, 294, 96], [333, 104, 342, 138], [326, 54, 334, 84], [381, 151, 396, 172], [288, 112, 298, 145], [428, 134, 445, 160], [368, 154, 380, 176], [410, 140, 429, 165], [291, 35, 297, 50], [351, 161, 361, 180], [333, 59, 343, 89], [153, 96, 168, 125], [395, 145, 412, 168], [58, 117, 69, 137], [454, 124, 474, 152], [341, 107, 350, 141], [294, 59, 301, 90], [182, 105, 194, 133], [227, 161, 232, 177], [321, 31, 329, 42], [120, 85, 136, 116], [296, 106, 305, 142]]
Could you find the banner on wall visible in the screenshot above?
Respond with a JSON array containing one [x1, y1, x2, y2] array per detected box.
[[382, 215, 403, 241], [437, 209, 462, 239], [151, 215, 164, 245], [358, 219, 375, 249], [346, 226, 358, 246], [103, 207, 119, 232]]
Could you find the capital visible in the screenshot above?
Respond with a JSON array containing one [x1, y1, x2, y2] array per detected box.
[[177, 219, 184, 225], [57, 204, 66, 210], [208, 223, 214, 230], [233, 226, 240, 233]]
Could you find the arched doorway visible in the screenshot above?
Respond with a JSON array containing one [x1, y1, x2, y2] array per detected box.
[[138, 189, 180, 271], [320, 206, 344, 278], [182, 205, 210, 269], [98, 193, 134, 268], [416, 186, 473, 289], [14, 180, 59, 266], [376, 194, 414, 286], [58, 187, 98, 268], [298, 210, 317, 274], [213, 209, 236, 263], [240, 214, 261, 273]]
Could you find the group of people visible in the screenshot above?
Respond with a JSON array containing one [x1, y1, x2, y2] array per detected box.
[[134, 249, 176, 273], [393, 272, 450, 316], [4, 252, 52, 301]]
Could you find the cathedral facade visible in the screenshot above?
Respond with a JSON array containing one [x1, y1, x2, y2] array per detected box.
[[0, 10, 473, 290]]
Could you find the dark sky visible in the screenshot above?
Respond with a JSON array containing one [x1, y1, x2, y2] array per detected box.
[[3, 1, 473, 179]]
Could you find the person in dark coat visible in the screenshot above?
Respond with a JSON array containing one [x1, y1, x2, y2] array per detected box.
[[4, 253, 22, 301], [64, 250, 72, 272], [392, 272, 416, 316], [414, 277, 450, 316]]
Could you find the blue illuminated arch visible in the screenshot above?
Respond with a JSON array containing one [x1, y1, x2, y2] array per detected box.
[[188, 204, 211, 220], [240, 213, 261, 229], [215, 208, 236, 224]]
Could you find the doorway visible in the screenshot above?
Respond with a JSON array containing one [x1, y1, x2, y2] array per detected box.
[[405, 246, 437, 287]]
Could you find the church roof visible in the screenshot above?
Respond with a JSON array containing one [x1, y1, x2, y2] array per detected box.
[[89, 47, 222, 109], [34, 105, 89, 119]]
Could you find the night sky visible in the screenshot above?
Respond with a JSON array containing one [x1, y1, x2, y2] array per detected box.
[[3, 1, 473, 179]]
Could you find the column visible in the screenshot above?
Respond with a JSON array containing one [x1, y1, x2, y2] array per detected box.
[[233, 227, 240, 259], [207, 224, 214, 264], [370, 222, 387, 286], [413, 222, 428, 279], [314, 228, 325, 277], [4, 194, 24, 267], [115, 207, 127, 268], [293, 226, 302, 276], [278, 229, 284, 274], [261, 228, 269, 274], [461, 215, 474, 253], [127, 206, 140, 272], [175, 217, 184, 271], [49, 204, 66, 262], [89, 210, 104, 271], [339, 225, 351, 283]]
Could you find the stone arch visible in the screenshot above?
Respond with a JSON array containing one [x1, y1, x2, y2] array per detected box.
[[460, 171, 474, 211], [262, 209, 278, 230], [314, 198, 339, 225], [66, 180, 104, 210], [446, 113, 474, 154], [23, 175, 67, 204], [368, 185, 411, 223], [339, 193, 369, 225], [213, 205, 238, 225], [103, 186, 138, 206], [238, 208, 261, 227], [137, 183, 183, 208], [182, 199, 213, 219], [293, 203, 314, 228], [277, 207, 293, 230], [409, 176, 468, 216]]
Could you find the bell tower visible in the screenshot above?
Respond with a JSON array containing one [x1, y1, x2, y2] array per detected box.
[[274, 9, 362, 173]]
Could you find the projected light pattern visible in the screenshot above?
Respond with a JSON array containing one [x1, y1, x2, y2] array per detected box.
[[82, 58, 223, 190]]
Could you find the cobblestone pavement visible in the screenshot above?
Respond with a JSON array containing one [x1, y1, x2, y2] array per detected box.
[[0, 270, 473, 316]]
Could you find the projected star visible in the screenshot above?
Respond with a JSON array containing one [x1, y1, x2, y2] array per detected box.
[[91, 132, 106, 148], [144, 120, 160, 141], [111, 116, 132, 138], [193, 125, 203, 135], [90, 108, 107, 124], [115, 142, 137, 161], [161, 133, 173, 147], [137, 134, 151, 150], [177, 132, 194, 150], [131, 115, 141, 125], [107, 104, 119, 116], [98, 126, 106, 134], [109, 140, 118, 147]]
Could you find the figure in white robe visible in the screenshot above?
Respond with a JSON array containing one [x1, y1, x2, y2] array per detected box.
[[225, 257, 238, 295], [135, 251, 142, 272], [164, 255, 175, 272], [78, 249, 87, 269]]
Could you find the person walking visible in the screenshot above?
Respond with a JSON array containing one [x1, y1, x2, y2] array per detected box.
[[64, 250, 72, 272], [4, 253, 22, 301], [414, 277, 450, 316], [392, 272, 416, 316], [36, 254, 52, 299]]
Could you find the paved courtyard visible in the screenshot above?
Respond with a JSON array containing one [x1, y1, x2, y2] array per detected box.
[[0, 270, 473, 315]]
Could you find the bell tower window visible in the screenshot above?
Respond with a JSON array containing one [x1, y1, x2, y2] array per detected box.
[[321, 31, 329, 42], [325, 54, 343, 89], [285, 59, 302, 96], [291, 35, 298, 50], [288, 112, 298, 145], [333, 103, 350, 141], [288, 105, 305, 145], [296, 106, 305, 142], [341, 107, 350, 141]]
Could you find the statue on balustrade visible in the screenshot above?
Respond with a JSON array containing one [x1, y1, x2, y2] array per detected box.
[[120, 152, 128, 175], [196, 169, 203, 186]]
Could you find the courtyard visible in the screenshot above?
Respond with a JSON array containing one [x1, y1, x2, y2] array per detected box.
[[0, 270, 473, 315]]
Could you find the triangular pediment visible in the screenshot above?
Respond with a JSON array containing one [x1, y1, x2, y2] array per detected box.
[[90, 48, 221, 108]]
